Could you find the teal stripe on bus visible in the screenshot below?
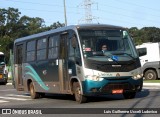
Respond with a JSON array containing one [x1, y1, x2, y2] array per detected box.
[[25, 66, 49, 91]]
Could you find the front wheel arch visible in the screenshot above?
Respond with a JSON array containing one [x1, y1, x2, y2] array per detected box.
[[70, 77, 83, 94]]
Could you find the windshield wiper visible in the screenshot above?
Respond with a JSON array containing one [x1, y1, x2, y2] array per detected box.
[[112, 52, 135, 60], [123, 53, 135, 59]]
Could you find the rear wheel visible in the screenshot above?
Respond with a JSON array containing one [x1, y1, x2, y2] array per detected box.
[[29, 82, 40, 99], [123, 92, 136, 99], [73, 82, 87, 103], [144, 70, 157, 80]]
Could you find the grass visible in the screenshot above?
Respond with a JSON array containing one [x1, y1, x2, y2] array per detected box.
[[143, 80, 160, 83]]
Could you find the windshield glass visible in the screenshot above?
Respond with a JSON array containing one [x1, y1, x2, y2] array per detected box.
[[78, 29, 138, 62]]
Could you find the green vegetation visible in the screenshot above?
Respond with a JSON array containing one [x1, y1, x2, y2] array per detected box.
[[128, 27, 160, 45], [143, 80, 160, 83], [0, 7, 65, 63]]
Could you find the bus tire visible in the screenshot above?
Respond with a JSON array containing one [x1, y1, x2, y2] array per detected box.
[[123, 92, 136, 99], [29, 82, 40, 99], [144, 69, 157, 80], [73, 82, 87, 103]]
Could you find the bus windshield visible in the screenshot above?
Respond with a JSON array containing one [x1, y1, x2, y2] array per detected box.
[[78, 29, 138, 62]]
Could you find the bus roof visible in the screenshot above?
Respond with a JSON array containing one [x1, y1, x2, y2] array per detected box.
[[14, 24, 124, 43]]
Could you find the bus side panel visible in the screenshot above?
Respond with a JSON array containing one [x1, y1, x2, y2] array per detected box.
[[23, 62, 61, 93], [36, 60, 60, 93]]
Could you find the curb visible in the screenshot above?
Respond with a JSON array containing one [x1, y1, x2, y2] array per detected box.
[[6, 80, 13, 85], [143, 83, 160, 86], [6, 83, 12, 85], [143, 83, 160, 89]]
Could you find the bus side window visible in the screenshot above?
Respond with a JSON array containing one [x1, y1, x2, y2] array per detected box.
[[26, 41, 36, 62], [48, 35, 59, 59], [37, 38, 47, 60]]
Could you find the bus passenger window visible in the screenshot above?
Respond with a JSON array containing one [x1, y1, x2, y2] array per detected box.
[[26, 41, 36, 61], [48, 35, 59, 59], [37, 38, 47, 60]]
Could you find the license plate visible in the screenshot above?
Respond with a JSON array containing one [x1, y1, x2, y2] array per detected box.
[[0, 74, 2, 79], [112, 89, 123, 94]]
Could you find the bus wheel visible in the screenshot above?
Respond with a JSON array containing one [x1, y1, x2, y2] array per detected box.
[[144, 70, 157, 80], [73, 82, 87, 103], [123, 92, 136, 99], [29, 82, 40, 99]]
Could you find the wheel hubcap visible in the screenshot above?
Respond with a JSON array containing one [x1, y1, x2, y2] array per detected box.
[[147, 73, 153, 79]]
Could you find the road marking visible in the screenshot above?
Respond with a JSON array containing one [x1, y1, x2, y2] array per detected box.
[[143, 87, 160, 89], [6, 83, 12, 85], [0, 96, 31, 101], [6, 94, 30, 98], [0, 89, 15, 92], [0, 100, 9, 103]]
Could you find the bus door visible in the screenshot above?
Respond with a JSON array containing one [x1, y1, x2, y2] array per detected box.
[[15, 44, 24, 91], [59, 32, 70, 93]]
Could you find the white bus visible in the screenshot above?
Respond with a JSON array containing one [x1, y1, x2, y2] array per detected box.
[[14, 24, 143, 103]]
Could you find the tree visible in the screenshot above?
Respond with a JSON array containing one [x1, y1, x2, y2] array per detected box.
[[0, 8, 21, 63], [49, 21, 65, 29], [140, 27, 160, 43], [0, 7, 64, 63], [128, 27, 160, 45]]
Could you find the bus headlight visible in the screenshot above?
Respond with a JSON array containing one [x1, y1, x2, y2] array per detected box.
[[85, 75, 104, 81], [132, 74, 143, 80]]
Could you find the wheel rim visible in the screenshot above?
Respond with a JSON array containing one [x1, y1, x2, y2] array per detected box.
[[75, 87, 81, 101], [147, 73, 154, 79]]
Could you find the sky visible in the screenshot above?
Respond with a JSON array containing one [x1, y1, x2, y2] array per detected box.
[[1, 0, 160, 29]]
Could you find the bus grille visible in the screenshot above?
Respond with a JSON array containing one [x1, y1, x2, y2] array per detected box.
[[84, 58, 141, 72], [101, 83, 134, 92], [96, 64, 136, 72]]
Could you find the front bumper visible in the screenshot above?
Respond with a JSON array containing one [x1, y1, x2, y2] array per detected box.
[[82, 77, 143, 96]]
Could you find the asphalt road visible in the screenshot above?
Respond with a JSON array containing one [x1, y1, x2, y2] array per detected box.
[[0, 84, 160, 117]]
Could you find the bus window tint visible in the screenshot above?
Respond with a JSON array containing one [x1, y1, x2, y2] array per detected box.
[[37, 38, 47, 60], [26, 40, 36, 61], [48, 35, 59, 59]]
